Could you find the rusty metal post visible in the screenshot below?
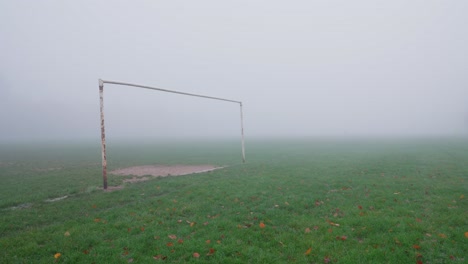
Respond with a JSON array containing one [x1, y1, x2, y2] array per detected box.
[[99, 79, 108, 190], [240, 102, 246, 163]]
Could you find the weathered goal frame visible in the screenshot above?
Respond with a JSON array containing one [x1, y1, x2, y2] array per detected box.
[[98, 79, 245, 190]]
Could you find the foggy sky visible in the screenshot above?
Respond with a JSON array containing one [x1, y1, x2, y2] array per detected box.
[[1, 0, 468, 142]]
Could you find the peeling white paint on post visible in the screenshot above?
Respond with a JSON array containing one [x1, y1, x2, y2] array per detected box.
[[98, 79, 245, 190], [99, 79, 108, 190]]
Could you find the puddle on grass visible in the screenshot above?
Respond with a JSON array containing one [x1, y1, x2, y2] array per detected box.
[[45, 195, 68, 202], [8, 203, 33, 210]]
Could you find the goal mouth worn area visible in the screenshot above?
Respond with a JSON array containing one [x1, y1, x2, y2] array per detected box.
[[110, 165, 224, 181]]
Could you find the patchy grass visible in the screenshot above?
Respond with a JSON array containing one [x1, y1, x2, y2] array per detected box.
[[0, 139, 467, 263]]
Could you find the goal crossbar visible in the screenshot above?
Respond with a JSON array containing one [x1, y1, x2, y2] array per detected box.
[[101, 80, 242, 104], [98, 79, 246, 190]]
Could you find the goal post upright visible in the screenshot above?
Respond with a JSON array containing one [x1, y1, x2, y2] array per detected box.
[[98, 79, 108, 190], [240, 102, 246, 163], [98, 79, 245, 190]]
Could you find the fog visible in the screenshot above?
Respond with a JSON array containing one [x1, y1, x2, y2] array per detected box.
[[1, 0, 468, 142]]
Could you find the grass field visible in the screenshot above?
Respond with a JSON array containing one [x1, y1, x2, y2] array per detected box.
[[0, 138, 467, 263]]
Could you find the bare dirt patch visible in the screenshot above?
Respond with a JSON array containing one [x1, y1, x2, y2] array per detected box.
[[110, 165, 223, 178], [105, 165, 223, 191]]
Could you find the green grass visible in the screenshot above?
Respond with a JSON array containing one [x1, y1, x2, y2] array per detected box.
[[0, 139, 467, 263]]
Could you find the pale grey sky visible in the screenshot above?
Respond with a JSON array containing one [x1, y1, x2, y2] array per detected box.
[[1, 0, 467, 142]]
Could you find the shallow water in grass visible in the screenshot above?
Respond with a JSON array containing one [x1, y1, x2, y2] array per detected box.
[[0, 138, 467, 263]]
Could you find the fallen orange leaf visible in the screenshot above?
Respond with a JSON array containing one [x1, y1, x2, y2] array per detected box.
[[166, 242, 174, 247], [259, 222, 266, 228], [326, 219, 339, 226], [413, 244, 421, 249], [304, 247, 312, 255], [177, 239, 184, 244], [54, 253, 61, 259], [394, 238, 401, 245], [193, 252, 200, 258], [207, 248, 216, 256], [464, 232, 468, 238]]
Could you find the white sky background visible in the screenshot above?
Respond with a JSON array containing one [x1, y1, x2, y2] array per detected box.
[[1, 0, 468, 142]]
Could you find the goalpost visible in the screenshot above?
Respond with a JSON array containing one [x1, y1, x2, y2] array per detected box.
[[98, 79, 245, 190]]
